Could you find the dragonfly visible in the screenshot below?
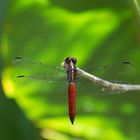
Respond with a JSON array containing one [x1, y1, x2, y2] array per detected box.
[[12, 56, 133, 124], [63, 57, 77, 124]]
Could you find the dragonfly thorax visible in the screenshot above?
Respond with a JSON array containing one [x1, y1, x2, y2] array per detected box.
[[63, 57, 77, 83]]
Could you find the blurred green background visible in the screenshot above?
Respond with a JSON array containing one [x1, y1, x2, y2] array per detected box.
[[1, 0, 140, 140]]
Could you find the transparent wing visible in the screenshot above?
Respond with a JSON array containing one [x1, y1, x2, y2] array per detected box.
[[11, 57, 69, 98], [76, 61, 135, 96], [82, 61, 135, 82], [11, 57, 66, 82]]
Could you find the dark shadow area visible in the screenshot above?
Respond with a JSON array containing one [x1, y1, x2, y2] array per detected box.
[[51, 0, 130, 12]]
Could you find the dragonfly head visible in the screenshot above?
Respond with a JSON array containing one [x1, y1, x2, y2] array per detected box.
[[64, 57, 77, 65], [61, 57, 77, 69]]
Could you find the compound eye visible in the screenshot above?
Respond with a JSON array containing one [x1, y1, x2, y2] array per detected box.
[[64, 57, 71, 64], [71, 58, 77, 64]]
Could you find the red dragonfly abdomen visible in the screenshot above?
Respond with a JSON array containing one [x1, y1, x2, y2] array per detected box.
[[68, 82, 76, 124]]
